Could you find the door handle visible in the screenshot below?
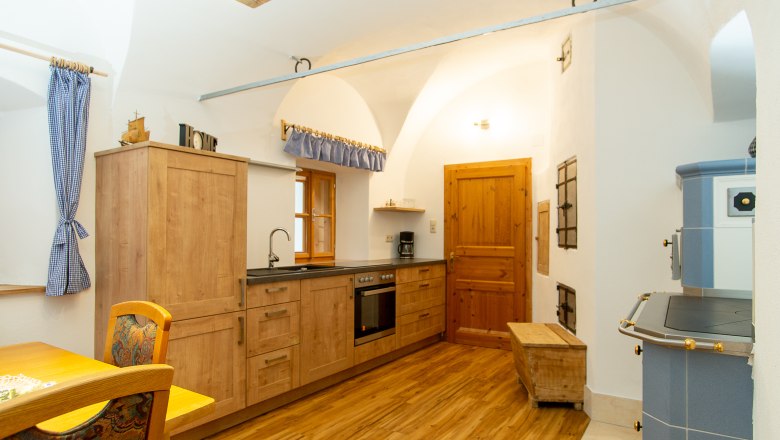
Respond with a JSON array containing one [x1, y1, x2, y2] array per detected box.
[[448, 251, 456, 273], [239, 278, 246, 308]]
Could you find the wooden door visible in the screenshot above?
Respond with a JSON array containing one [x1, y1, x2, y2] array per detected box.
[[300, 275, 354, 385], [166, 311, 246, 426], [444, 159, 532, 350], [148, 148, 247, 320]]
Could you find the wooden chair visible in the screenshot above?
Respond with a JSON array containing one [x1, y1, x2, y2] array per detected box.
[[104, 301, 173, 367], [0, 364, 174, 439]]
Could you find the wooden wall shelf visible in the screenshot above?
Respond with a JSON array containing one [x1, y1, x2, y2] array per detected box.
[[373, 207, 425, 213], [0, 284, 46, 295]]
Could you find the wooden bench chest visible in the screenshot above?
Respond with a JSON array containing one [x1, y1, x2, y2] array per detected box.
[[508, 322, 586, 410]]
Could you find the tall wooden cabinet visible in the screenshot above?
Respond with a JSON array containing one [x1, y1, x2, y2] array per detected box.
[[94, 141, 248, 425]]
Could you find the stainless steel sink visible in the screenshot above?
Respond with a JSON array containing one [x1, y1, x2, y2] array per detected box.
[[247, 264, 342, 277], [247, 268, 296, 277], [279, 264, 342, 271]]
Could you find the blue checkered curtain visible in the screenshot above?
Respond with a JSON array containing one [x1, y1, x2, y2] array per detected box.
[[283, 127, 386, 171], [45, 66, 91, 296]]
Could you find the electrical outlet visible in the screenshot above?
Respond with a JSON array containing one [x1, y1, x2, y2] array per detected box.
[[429, 219, 437, 233], [385, 234, 394, 243]]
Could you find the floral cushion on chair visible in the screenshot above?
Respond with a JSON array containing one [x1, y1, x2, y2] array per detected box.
[[7, 392, 154, 439], [110, 315, 158, 367]]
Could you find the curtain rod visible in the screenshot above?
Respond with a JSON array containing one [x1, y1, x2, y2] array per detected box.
[[0, 42, 108, 77], [281, 119, 386, 153], [199, 0, 637, 101]]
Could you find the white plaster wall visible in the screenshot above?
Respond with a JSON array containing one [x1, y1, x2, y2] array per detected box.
[[538, 15, 600, 404], [400, 61, 552, 261], [745, 1, 780, 437], [273, 74, 382, 261], [0, 69, 114, 357], [589, 5, 754, 402]]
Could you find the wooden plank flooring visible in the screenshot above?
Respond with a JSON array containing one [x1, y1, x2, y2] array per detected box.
[[208, 342, 589, 439]]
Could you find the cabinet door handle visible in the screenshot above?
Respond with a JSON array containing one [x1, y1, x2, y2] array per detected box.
[[419, 268, 430, 273], [419, 283, 430, 288], [419, 312, 431, 319], [239, 278, 246, 308], [265, 354, 288, 365], [266, 286, 288, 294], [238, 316, 245, 346], [265, 309, 288, 318]]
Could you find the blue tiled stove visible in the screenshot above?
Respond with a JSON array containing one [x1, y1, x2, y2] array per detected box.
[[620, 158, 755, 440]]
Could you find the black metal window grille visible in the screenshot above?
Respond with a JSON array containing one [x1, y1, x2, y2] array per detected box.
[[556, 157, 577, 249], [557, 283, 576, 333]]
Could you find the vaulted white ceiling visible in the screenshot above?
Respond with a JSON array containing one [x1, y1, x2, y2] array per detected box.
[[0, 0, 757, 131]]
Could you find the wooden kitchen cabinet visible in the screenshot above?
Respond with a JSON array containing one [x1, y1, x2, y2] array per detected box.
[[247, 345, 300, 406], [246, 279, 302, 403], [94, 142, 248, 428], [247, 301, 301, 357], [166, 312, 246, 425], [300, 274, 354, 385], [396, 264, 446, 348], [396, 264, 446, 284], [247, 279, 301, 308]]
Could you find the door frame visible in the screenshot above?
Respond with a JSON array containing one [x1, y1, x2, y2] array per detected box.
[[444, 158, 533, 344]]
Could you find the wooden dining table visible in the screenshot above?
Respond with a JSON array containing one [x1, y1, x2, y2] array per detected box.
[[0, 341, 215, 438]]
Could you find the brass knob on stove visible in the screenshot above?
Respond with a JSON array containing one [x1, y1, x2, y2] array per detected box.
[[634, 345, 643, 356], [684, 338, 696, 350], [633, 420, 642, 432]]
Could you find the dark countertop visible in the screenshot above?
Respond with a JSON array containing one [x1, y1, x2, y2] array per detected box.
[[246, 258, 445, 284]]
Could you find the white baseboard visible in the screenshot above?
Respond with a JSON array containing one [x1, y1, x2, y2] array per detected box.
[[584, 386, 642, 428]]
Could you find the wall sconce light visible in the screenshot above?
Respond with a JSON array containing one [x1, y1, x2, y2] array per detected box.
[[473, 119, 490, 130]]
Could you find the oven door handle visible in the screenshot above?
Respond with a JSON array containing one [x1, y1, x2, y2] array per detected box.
[[360, 286, 396, 297]]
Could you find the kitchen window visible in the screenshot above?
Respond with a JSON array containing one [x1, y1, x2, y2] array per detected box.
[[295, 168, 336, 262], [556, 157, 577, 249]]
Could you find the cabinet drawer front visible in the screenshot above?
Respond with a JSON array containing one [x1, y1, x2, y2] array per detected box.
[[396, 264, 445, 284], [398, 305, 445, 347], [247, 302, 301, 356], [247, 345, 300, 405], [397, 277, 445, 316], [247, 280, 301, 308]]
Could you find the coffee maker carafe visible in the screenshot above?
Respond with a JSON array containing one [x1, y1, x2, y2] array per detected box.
[[398, 231, 414, 258]]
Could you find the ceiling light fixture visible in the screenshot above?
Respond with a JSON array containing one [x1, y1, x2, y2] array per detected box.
[[473, 119, 490, 130]]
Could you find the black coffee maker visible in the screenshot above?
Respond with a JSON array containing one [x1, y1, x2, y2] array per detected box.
[[398, 231, 414, 258]]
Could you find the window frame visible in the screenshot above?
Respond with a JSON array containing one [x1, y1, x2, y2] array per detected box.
[[295, 168, 336, 262]]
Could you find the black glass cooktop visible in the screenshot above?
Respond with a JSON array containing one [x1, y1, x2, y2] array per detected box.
[[665, 296, 753, 338]]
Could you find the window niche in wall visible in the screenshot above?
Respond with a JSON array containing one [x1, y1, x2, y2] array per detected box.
[[556, 157, 577, 249], [557, 283, 576, 334]]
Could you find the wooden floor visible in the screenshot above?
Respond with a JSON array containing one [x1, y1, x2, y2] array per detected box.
[[208, 342, 590, 439]]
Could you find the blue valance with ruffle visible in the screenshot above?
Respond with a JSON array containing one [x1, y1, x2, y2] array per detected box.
[[283, 127, 385, 172]]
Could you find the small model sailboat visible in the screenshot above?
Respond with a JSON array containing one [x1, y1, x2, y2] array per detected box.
[[119, 112, 150, 145]]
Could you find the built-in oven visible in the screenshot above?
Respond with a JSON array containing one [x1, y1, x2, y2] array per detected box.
[[354, 270, 396, 346]]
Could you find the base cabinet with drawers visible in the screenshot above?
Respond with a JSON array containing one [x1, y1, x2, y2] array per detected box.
[[245, 280, 301, 406], [396, 264, 446, 347]]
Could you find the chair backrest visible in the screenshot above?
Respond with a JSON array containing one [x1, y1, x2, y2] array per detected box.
[[0, 364, 174, 439], [104, 300, 173, 367]]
